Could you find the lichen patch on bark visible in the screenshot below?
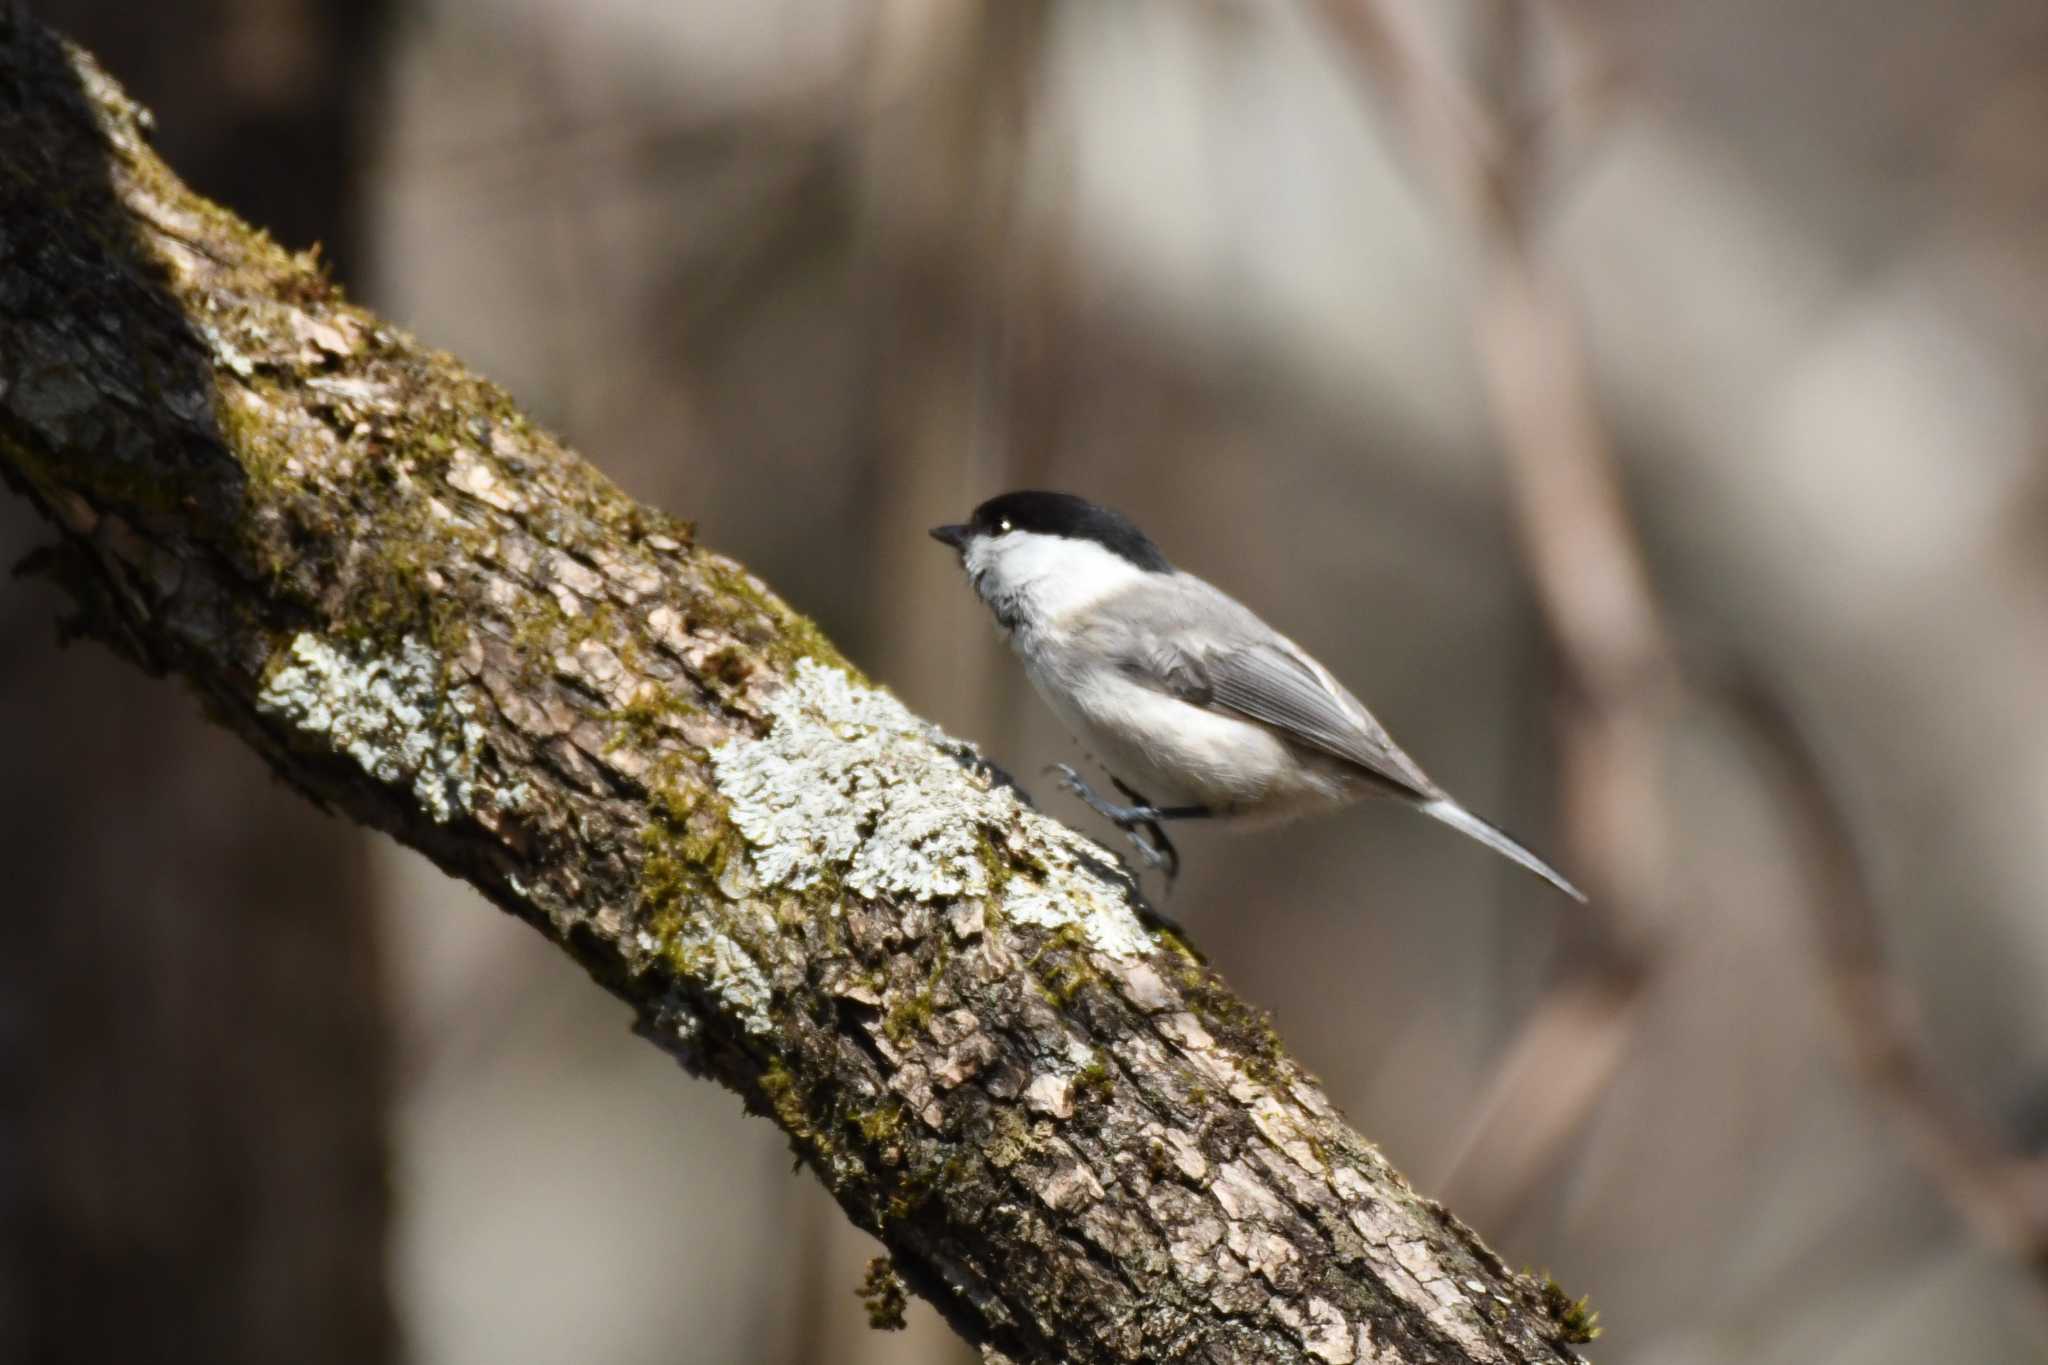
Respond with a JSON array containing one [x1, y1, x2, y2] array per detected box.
[[712, 659, 1001, 899], [666, 920, 776, 1036], [712, 659, 1159, 963], [998, 879, 1153, 960], [258, 631, 497, 823]]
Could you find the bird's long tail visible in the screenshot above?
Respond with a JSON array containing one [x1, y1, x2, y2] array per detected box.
[[1419, 797, 1588, 902]]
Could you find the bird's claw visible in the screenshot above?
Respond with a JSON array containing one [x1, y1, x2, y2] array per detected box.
[[1046, 764, 1181, 885], [1125, 823, 1181, 883], [1048, 761, 1091, 802]]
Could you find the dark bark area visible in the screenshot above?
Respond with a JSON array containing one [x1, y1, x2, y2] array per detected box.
[[0, 15, 1594, 1363], [0, 4, 394, 1362]]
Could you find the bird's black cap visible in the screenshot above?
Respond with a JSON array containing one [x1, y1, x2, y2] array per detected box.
[[930, 490, 1171, 573]]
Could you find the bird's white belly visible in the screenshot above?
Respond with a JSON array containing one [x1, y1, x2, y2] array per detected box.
[[1021, 652, 1359, 823]]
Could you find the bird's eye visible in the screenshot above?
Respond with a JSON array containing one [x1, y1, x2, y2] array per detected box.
[[996, 518, 1013, 536]]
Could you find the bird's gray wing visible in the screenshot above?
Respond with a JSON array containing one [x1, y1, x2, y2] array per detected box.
[[1182, 640, 1437, 798], [1089, 578, 1436, 798]]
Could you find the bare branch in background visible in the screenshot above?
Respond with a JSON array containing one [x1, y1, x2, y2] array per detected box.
[[0, 16, 1598, 1363], [1314, 0, 1674, 1224], [1320, 1, 2048, 1329], [1716, 667, 2048, 1293]]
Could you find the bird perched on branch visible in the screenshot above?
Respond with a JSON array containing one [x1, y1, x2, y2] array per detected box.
[[932, 490, 1584, 900]]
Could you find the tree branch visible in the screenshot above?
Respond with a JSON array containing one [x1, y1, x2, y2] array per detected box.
[[1714, 666, 2048, 1293], [0, 14, 1593, 1363]]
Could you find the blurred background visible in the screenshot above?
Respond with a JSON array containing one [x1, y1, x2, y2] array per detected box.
[[6, 0, 2048, 1361]]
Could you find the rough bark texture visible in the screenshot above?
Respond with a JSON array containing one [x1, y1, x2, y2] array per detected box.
[[0, 15, 1593, 1364]]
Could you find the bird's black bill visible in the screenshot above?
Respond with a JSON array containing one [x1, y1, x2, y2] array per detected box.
[[929, 523, 972, 550]]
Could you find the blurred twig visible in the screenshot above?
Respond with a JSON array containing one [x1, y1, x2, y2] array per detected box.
[[1320, 0, 2048, 1308], [1717, 666, 2048, 1285], [1315, 0, 1675, 1222]]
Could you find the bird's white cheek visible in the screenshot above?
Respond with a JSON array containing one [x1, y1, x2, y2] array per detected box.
[[987, 536, 1153, 625]]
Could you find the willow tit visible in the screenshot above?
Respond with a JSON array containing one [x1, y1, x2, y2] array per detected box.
[[930, 490, 1585, 900]]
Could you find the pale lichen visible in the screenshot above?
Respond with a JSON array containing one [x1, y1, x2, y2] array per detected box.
[[257, 631, 489, 822], [712, 661, 989, 898], [710, 660, 1157, 959], [670, 921, 775, 1036], [1001, 879, 1153, 958]]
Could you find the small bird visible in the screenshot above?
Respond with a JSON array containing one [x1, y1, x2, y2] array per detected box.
[[931, 490, 1584, 900]]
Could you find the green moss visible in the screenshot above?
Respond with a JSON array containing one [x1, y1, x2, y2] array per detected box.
[[971, 826, 1023, 901], [115, 117, 314, 302], [853, 1099, 906, 1147], [882, 1173, 928, 1223], [634, 772, 742, 984], [984, 1107, 1035, 1170], [856, 1256, 908, 1332], [882, 952, 946, 1046], [1025, 923, 1100, 1008], [1536, 1272, 1602, 1344], [606, 686, 692, 753], [1177, 962, 1288, 1087], [638, 825, 709, 925], [1298, 1130, 1332, 1171], [492, 590, 624, 694], [882, 991, 935, 1046], [217, 375, 506, 667], [754, 1055, 892, 1187], [1073, 1054, 1115, 1106], [694, 552, 857, 680], [756, 1058, 813, 1143], [215, 380, 293, 501], [636, 778, 750, 977], [1148, 923, 1204, 964]]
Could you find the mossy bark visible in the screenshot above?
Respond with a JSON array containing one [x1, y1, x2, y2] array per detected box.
[[0, 14, 1592, 1364]]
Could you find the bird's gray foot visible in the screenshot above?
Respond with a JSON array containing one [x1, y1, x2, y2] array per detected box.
[[1048, 764, 1203, 884], [1110, 777, 1182, 886], [1050, 762, 1164, 824]]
